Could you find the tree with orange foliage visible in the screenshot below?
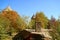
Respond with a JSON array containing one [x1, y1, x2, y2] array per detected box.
[[2, 8, 26, 32]]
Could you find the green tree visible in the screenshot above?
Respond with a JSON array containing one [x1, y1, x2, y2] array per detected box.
[[57, 16, 60, 35], [0, 14, 11, 40], [16, 16, 27, 31], [22, 16, 29, 29], [28, 19, 35, 29]]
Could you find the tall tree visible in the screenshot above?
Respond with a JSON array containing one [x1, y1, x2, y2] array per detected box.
[[35, 12, 48, 28], [2, 10, 27, 32]]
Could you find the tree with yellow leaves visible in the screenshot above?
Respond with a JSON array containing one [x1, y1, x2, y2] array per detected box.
[[35, 12, 48, 28]]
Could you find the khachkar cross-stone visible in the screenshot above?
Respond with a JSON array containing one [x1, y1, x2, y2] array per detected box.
[[35, 22, 41, 32]]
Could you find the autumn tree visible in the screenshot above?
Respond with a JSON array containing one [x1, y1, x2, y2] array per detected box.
[[35, 12, 48, 28], [1, 6, 27, 32], [49, 16, 60, 40], [28, 12, 48, 29]]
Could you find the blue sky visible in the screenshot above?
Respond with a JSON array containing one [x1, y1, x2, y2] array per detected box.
[[0, 0, 60, 19]]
